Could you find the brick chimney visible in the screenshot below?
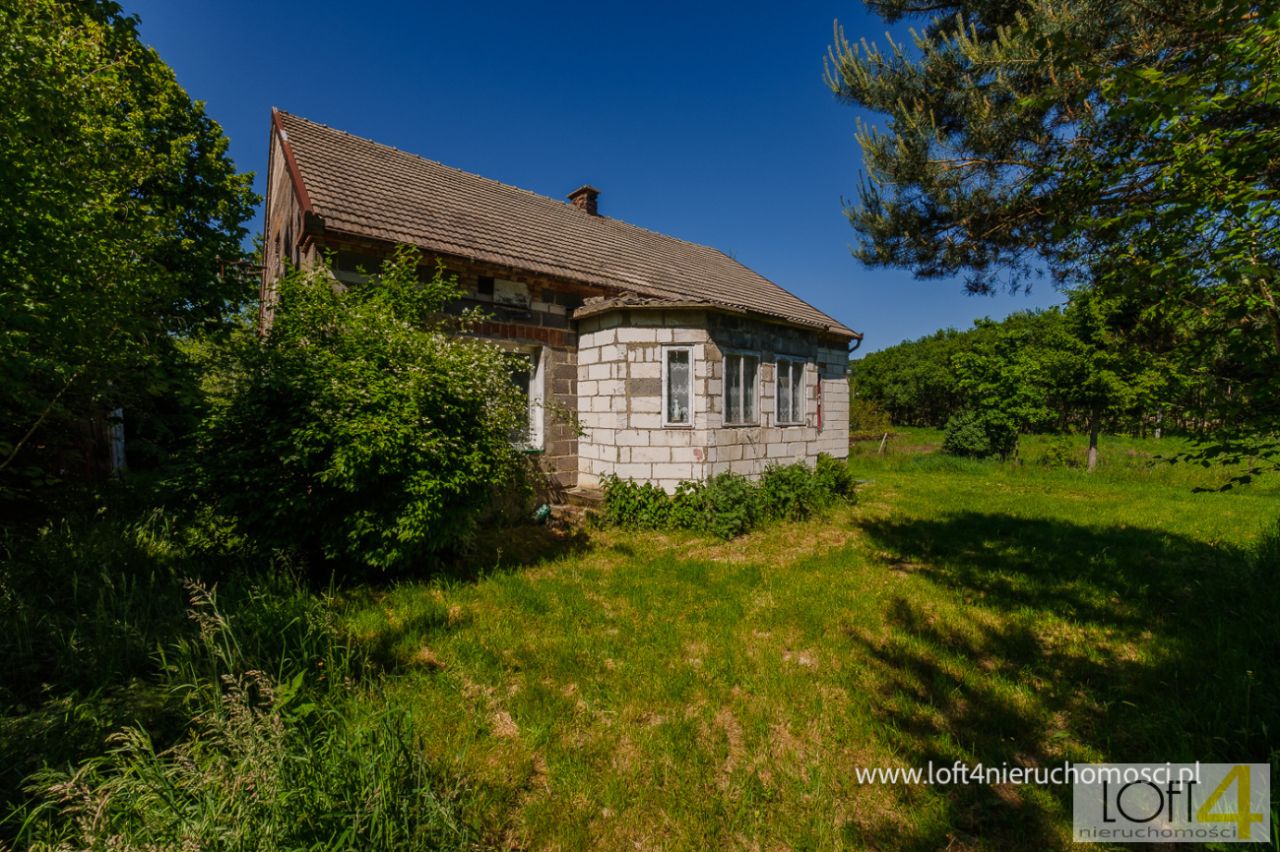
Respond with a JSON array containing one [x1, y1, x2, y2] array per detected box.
[[567, 185, 600, 216]]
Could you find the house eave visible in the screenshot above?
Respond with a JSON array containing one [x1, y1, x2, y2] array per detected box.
[[572, 297, 860, 341]]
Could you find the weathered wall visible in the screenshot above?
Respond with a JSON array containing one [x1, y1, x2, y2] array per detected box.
[[576, 309, 850, 493], [260, 130, 322, 328]]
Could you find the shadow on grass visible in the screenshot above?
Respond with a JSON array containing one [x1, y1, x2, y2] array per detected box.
[[844, 511, 1278, 850], [449, 522, 591, 581], [0, 510, 588, 840], [330, 522, 593, 591], [319, 522, 595, 675]]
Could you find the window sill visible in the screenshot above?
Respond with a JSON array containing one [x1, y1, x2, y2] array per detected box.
[[722, 422, 760, 428], [662, 423, 694, 429]]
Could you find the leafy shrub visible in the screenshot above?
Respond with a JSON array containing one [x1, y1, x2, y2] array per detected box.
[[942, 409, 1019, 459], [848, 397, 893, 436], [14, 584, 471, 850], [1038, 436, 1082, 468], [601, 475, 671, 530], [760, 463, 821, 522], [191, 246, 532, 570], [942, 411, 991, 457], [814, 453, 859, 503], [600, 457, 855, 540], [698, 473, 762, 539], [668, 480, 708, 530]]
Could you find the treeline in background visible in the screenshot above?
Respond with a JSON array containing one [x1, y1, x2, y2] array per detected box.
[[848, 295, 1265, 468]]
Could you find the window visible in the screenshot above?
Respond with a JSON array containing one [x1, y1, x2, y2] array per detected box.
[[663, 347, 693, 426], [723, 353, 759, 425], [507, 347, 544, 449], [494, 278, 530, 308], [776, 359, 806, 425]]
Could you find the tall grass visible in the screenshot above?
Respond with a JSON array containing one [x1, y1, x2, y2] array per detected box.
[[2, 494, 480, 849], [1254, 517, 1280, 571], [12, 582, 474, 849], [0, 505, 199, 821], [1, 508, 189, 702]]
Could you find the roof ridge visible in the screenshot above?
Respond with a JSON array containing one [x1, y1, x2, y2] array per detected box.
[[276, 110, 741, 257], [271, 110, 857, 337], [277, 110, 585, 211]]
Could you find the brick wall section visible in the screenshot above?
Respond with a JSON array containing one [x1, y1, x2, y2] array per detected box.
[[577, 309, 849, 493]]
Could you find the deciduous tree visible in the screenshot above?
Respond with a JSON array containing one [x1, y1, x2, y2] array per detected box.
[[192, 248, 533, 570], [0, 0, 256, 499]]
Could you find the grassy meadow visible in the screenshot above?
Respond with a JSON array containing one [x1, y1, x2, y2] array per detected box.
[[3, 432, 1277, 849], [341, 431, 1279, 848]]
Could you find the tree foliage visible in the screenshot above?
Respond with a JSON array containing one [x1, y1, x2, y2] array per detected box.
[[848, 329, 968, 427], [942, 409, 1019, 459], [853, 305, 1173, 465], [0, 0, 256, 499], [828, 0, 1279, 461], [851, 310, 1066, 429], [191, 248, 533, 570]]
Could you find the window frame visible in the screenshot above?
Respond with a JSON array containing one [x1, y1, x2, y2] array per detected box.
[[497, 342, 545, 451], [775, 357, 808, 426], [722, 350, 760, 426], [493, 277, 531, 308], [661, 345, 695, 428]]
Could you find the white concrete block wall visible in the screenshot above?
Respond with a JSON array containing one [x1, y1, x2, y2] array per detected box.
[[577, 311, 850, 493]]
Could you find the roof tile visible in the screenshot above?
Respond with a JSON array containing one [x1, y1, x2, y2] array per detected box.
[[277, 111, 856, 337]]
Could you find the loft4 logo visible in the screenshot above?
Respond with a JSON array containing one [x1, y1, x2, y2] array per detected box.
[[1192, 765, 1266, 839], [1073, 763, 1271, 844], [1101, 765, 1264, 837]]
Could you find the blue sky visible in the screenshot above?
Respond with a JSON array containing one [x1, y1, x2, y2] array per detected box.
[[128, 0, 1062, 353]]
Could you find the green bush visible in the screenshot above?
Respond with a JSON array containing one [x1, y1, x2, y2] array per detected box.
[[942, 409, 1019, 459], [760, 463, 821, 522], [601, 475, 671, 530], [600, 456, 855, 540], [814, 453, 859, 503], [191, 246, 532, 570], [668, 480, 708, 530], [1038, 436, 1082, 468], [698, 473, 762, 539], [848, 397, 893, 436]]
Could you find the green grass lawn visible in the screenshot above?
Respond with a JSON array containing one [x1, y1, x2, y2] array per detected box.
[[338, 436, 1280, 849]]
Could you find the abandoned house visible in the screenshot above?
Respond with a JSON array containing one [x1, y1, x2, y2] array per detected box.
[[261, 109, 860, 494]]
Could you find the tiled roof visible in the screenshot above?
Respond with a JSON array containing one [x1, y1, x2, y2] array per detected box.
[[274, 110, 857, 338]]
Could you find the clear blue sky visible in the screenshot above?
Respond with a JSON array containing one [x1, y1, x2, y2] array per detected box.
[[127, 0, 1062, 353]]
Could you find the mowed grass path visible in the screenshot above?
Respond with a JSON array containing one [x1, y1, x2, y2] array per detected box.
[[342, 440, 1278, 849]]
